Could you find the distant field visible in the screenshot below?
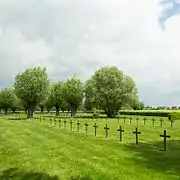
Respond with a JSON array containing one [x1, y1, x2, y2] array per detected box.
[[0, 114, 180, 180]]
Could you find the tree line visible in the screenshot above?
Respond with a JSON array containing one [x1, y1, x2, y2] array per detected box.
[[0, 66, 144, 118]]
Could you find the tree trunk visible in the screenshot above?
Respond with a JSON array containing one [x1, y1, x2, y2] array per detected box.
[[105, 109, 117, 118], [55, 105, 59, 116], [40, 106, 44, 113], [12, 108, 16, 113], [71, 106, 77, 117], [27, 106, 33, 118], [4, 108, 8, 115]]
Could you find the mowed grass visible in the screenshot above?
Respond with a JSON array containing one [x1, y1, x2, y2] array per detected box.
[[0, 115, 180, 180]]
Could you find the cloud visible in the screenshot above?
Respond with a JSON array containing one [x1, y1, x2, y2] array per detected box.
[[158, 0, 180, 30], [0, 0, 180, 105]]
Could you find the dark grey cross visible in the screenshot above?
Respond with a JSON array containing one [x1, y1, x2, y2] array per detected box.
[[160, 130, 171, 151], [64, 120, 67, 129], [117, 125, 124, 142], [136, 117, 139, 125], [129, 117, 132, 124], [133, 128, 141, 145], [54, 119, 57, 127], [104, 124, 110, 138], [84, 122, 89, 134], [152, 117, 156, 126], [160, 118, 164, 127], [93, 123, 98, 136], [143, 117, 147, 125], [58, 119, 61, 128], [170, 119, 174, 128], [77, 121, 80, 132], [123, 116, 126, 123], [70, 120, 73, 131]]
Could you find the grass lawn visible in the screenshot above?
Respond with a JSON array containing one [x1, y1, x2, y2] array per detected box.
[[0, 115, 180, 180]]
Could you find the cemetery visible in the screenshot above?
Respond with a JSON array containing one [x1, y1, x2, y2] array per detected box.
[[0, 67, 180, 180]]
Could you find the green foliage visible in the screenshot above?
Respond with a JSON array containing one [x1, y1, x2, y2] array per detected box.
[[14, 67, 50, 117], [63, 76, 83, 117], [49, 81, 65, 116], [85, 66, 139, 118], [0, 88, 17, 114]]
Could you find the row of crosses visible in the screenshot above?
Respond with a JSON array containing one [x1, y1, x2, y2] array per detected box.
[[33, 117, 171, 151]]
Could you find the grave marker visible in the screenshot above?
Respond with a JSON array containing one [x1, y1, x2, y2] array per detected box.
[[54, 119, 57, 127], [129, 117, 132, 124], [160, 118, 164, 127], [84, 122, 89, 134], [58, 119, 61, 128], [64, 120, 67, 129], [43, 117, 45, 123], [160, 130, 171, 151], [136, 117, 139, 125], [133, 128, 141, 145], [70, 119, 73, 131], [170, 119, 174, 128], [104, 124, 110, 138], [152, 117, 156, 126], [93, 123, 98, 136], [77, 121, 80, 132], [123, 116, 126, 123], [143, 117, 147, 125], [50, 118, 52, 125], [117, 125, 124, 142]]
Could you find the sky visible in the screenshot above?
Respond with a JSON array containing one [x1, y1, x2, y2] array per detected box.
[[0, 0, 180, 106]]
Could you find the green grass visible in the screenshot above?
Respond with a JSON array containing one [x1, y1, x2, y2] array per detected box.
[[0, 115, 180, 180]]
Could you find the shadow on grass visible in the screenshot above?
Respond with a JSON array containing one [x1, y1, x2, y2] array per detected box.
[[124, 140, 180, 176], [0, 168, 94, 180], [7, 118, 27, 121], [0, 168, 59, 180]]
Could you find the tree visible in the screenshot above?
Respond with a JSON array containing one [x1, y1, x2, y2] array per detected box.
[[85, 66, 139, 118], [49, 81, 65, 116], [63, 76, 83, 117], [0, 88, 17, 114], [14, 67, 49, 118], [84, 79, 97, 111], [10, 96, 22, 113]]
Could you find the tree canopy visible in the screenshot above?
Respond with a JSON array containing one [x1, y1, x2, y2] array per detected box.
[[0, 65, 141, 118], [14, 67, 50, 118], [84, 66, 139, 118]]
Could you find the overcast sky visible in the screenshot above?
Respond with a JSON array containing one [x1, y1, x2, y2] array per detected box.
[[0, 0, 180, 106]]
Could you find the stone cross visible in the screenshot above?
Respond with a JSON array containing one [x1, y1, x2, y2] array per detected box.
[[104, 124, 110, 138], [170, 119, 174, 128], [133, 128, 141, 145], [64, 120, 67, 129], [129, 117, 132, 124], [160, 130, 171, 151], [136, 117, 139, 125], [143, 117, 147, 125], [160, 118, 164, 127], [70, 119, 73, 131], [84, 122, 89, 134], [58, 119, 61, 128], [117, 125, 124, 142], [152, 117, 156, 126], [77, 121, 80, 132], [93, 122, 98, 136]]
